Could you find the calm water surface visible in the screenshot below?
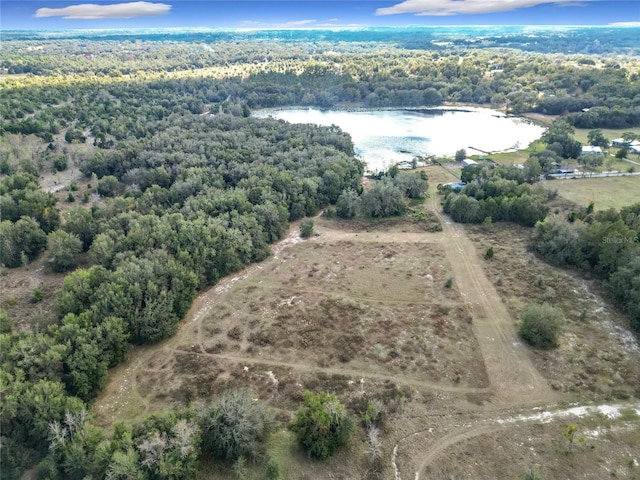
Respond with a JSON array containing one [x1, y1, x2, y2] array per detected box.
[[254, 107, 545, 172]]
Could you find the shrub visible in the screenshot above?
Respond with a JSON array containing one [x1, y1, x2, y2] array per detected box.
[[265, 457, 280, 480], [53, 157, 67, 172], [291, 391, 353, 460], [361, 399, 385, 427], [521, 467, 547, 480], [0, 309, 10, 333], [300, 218, 314, 238], [444, 277, 453, 289], [519, 303, 564, 349], [199, 390, 274, 461], [484, 246, 494, 260], [30, 288, 43, 303]]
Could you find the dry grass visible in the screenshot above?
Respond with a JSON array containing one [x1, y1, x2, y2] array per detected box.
[[464, 223, 640, 401], [197, 239, 484, 389], [0, 255, 69, 332], [428, 412, 640, 480]]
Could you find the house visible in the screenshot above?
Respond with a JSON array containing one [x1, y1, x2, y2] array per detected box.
[[462, 159, 478, 167], [612, 138, 627, 147], [581, 146, 603, 155]]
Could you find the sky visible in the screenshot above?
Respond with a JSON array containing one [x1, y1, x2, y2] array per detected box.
[[1, 0, 639, 30]]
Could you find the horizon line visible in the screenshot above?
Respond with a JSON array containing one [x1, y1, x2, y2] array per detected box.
[[3, 24, 639, 32]]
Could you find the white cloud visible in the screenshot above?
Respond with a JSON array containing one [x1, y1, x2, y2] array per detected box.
[[35, 1, 171, 20], [609, 21, 640, 26], [376, 0, 590, 16], [281, 19, 317, 27]]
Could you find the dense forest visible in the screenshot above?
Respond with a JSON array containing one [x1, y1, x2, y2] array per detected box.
[[1, 27, 640, 479]]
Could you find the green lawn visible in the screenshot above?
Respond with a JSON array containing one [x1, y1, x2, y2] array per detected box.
[[476, 140, 546, 166], [573, 127, 640, 146], [548, 175, 640, 210]]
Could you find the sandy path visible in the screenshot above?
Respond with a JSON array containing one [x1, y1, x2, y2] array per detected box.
[[167, 347, 489, 395], [428, 193, 554, 405], [396, 181, 559, 479]]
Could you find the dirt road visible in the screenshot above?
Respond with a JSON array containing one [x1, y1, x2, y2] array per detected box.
[[399, 181, 559, 480], [428, 193, 554, 405]]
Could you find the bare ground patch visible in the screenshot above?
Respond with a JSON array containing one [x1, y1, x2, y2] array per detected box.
[[420, 406, 640, 480], [0, 255, 67, 331]]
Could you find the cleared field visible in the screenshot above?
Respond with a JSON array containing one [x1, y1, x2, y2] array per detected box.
[[547, 175, 640, 210], [97, 234, 487, 418]]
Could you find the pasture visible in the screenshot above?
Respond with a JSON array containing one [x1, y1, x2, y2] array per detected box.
[[547, 175, 640, 210]]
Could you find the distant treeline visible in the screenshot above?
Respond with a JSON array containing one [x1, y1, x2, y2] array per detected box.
[[2, 35, 640, 135]]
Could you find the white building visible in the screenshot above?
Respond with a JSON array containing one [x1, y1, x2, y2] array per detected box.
[[462, 159, 478, 167], [581, 146, 603, 155]]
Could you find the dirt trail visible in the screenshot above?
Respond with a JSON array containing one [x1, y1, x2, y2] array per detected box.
[[428, 193, 554, 405], [395, 182, 559, 479], [167, 348, 489, 395]]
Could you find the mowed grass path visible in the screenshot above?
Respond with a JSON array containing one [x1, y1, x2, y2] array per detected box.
[[548, 175, 640, 210]]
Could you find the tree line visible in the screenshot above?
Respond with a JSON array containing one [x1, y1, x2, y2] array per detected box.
[[532, 203, 640, 334], [442, 163, 552, 227]]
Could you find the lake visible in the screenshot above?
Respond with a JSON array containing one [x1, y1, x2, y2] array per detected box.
[[254, 107, 545, 173]]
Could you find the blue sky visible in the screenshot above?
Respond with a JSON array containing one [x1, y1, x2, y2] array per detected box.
[[1, 0, 639, 30]]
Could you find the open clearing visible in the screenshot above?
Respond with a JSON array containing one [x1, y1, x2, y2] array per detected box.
[[546, 175, 640, 210], [93, 218, 489, 426], [91, 165, 640, 479]]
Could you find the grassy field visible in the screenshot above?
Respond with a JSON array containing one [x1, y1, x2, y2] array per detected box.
[[547, 175, 640, 210], [573, 127, 640, 146]]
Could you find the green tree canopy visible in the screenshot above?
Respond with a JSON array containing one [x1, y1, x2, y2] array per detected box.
[[291, 391, 353, 460]]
